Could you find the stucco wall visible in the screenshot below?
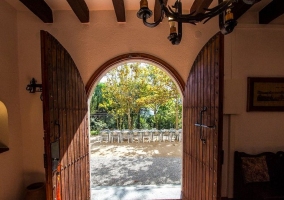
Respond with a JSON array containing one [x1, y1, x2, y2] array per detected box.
[[16, 8, 219, 186], [1, 2, 284, 199], [0, 1, 25, 199], [223, 25, 284, 198]]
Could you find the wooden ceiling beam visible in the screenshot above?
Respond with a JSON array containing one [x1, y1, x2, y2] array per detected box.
[[67, 0, 89, 23], [154, 0, 168, 22], [112, 0, 126, 22], [190, 0, 213, 14], [231, 0, 260, 20], [259, 0, 284, 24], [20, 0, 53, 23]]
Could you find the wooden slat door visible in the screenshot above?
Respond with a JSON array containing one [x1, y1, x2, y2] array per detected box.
[[182, 32, 224, 200], [41, 30, 90, 200]]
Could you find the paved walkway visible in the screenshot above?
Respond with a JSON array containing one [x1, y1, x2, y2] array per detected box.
[[90, 142, 182, 199], [90, 156, 182, 186], [91, 184, 181, 200]]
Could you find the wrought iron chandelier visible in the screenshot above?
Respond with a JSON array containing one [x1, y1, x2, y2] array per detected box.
[[137, 0, 238, 45]]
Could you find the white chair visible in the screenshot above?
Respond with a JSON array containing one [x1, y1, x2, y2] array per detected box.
[[151, 129, 161, 142], [120, 129, 131, 143], [169, 128, 176, 141], [99, 129, 110, 143], [173, 129, 182, 142], [161, 129, 171, 142], [131, 129, 142, 143], [178, 129, 182, 141], [110, 130, 121, 143], [142, 130, 152, 142]]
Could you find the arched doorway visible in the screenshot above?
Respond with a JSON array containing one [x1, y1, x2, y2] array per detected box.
[[85, 53, 185, 97], [41, 31, 224, 200], [86, 54, 185, 199]]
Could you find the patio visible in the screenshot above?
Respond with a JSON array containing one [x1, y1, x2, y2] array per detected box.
[[90, 138, 182, 200]]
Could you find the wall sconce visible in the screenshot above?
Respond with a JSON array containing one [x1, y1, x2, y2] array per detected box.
[[26, 78, 43, 100], [26, 78, 42, 93]]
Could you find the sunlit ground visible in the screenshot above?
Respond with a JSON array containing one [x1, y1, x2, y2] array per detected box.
[[90, 138, 182, 199]]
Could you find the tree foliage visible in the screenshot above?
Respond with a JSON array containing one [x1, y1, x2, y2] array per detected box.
[[90, 63, 182, 130]]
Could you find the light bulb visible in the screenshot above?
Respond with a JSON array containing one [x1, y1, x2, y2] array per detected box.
[[140, 0, 148, 8], [168, 17, 176, 34], [225, 9, 234, 22]]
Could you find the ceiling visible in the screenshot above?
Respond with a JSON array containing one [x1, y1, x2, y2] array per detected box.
[[5, 0, 284, 24], [7, 0, 193, 11]]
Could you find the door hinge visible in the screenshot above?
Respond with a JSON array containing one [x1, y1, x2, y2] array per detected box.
[[43, 153, 47, 168]]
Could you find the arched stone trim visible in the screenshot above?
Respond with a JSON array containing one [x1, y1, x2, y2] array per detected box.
[[85, 53, 185, 97]]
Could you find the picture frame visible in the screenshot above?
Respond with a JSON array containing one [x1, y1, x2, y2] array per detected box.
[[247, 77, 284, 111]]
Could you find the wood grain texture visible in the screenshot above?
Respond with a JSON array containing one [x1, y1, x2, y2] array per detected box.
[[112, 0, 126, 22], [259, 0, 284, 24], [20, 0, 53, 23], [67, 0, 89, 23], [41, 30, 90, 200], [182, 32, 223, 200]]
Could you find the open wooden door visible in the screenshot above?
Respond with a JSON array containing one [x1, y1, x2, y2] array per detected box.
[[182, 32, 224, 200], [41, 30, 90, 200]]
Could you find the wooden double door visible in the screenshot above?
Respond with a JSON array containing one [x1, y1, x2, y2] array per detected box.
[[41, 30, 223, 200]]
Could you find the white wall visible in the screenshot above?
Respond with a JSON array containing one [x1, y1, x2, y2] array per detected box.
[[2, 2, 284, 199], [0, 1, 25, 199], [223, 25, 284, 198], [16, 8, 219, 188]]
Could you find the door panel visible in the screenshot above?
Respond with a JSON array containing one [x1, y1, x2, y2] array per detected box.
[[183, 33, 224, 200], [41, 30, 90, 200]]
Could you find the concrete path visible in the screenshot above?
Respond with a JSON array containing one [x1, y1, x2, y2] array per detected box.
[[91, 184, 181, 200], [90, 141, 182, 199]]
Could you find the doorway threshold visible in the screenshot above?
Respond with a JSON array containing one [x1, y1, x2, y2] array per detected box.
[[91, 184, 181, 200]]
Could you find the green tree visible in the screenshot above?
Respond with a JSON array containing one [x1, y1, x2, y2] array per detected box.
[[90, 83, 105, 114], [139, 65, 181, 129], [100, 63, 148, 129], [92, 62, 182, 130]]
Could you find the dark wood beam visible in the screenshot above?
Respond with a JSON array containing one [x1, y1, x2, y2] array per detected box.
[[190, 0, 213, 14], [154, 0, 168, 22], [112, 0, 125, 22], [0, 147, 9, 154], [259, 0, 284, 24], [231, 0, 261, 20], [67, 0, 89, 23], [20, 0, 53, 23]]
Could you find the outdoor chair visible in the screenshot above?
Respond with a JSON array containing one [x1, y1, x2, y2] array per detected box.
[[178, 129, 182, 141], [142, 130, 152, 143], [99, 129, 110, 143], [120, 129, 131, 143], [168, 129, 177, 141], [161, 129, 171, 142], [110, 130, 121, 143], [172, 129, 182, 142], [151, 129, 162, 142], [130, 129, 142, 143]]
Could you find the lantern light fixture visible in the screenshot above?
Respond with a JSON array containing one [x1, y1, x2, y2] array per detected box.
[[137, 0, 238, 45]]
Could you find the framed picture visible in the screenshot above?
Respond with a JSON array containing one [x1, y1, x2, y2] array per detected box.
[[247, 77, 284, 111]]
